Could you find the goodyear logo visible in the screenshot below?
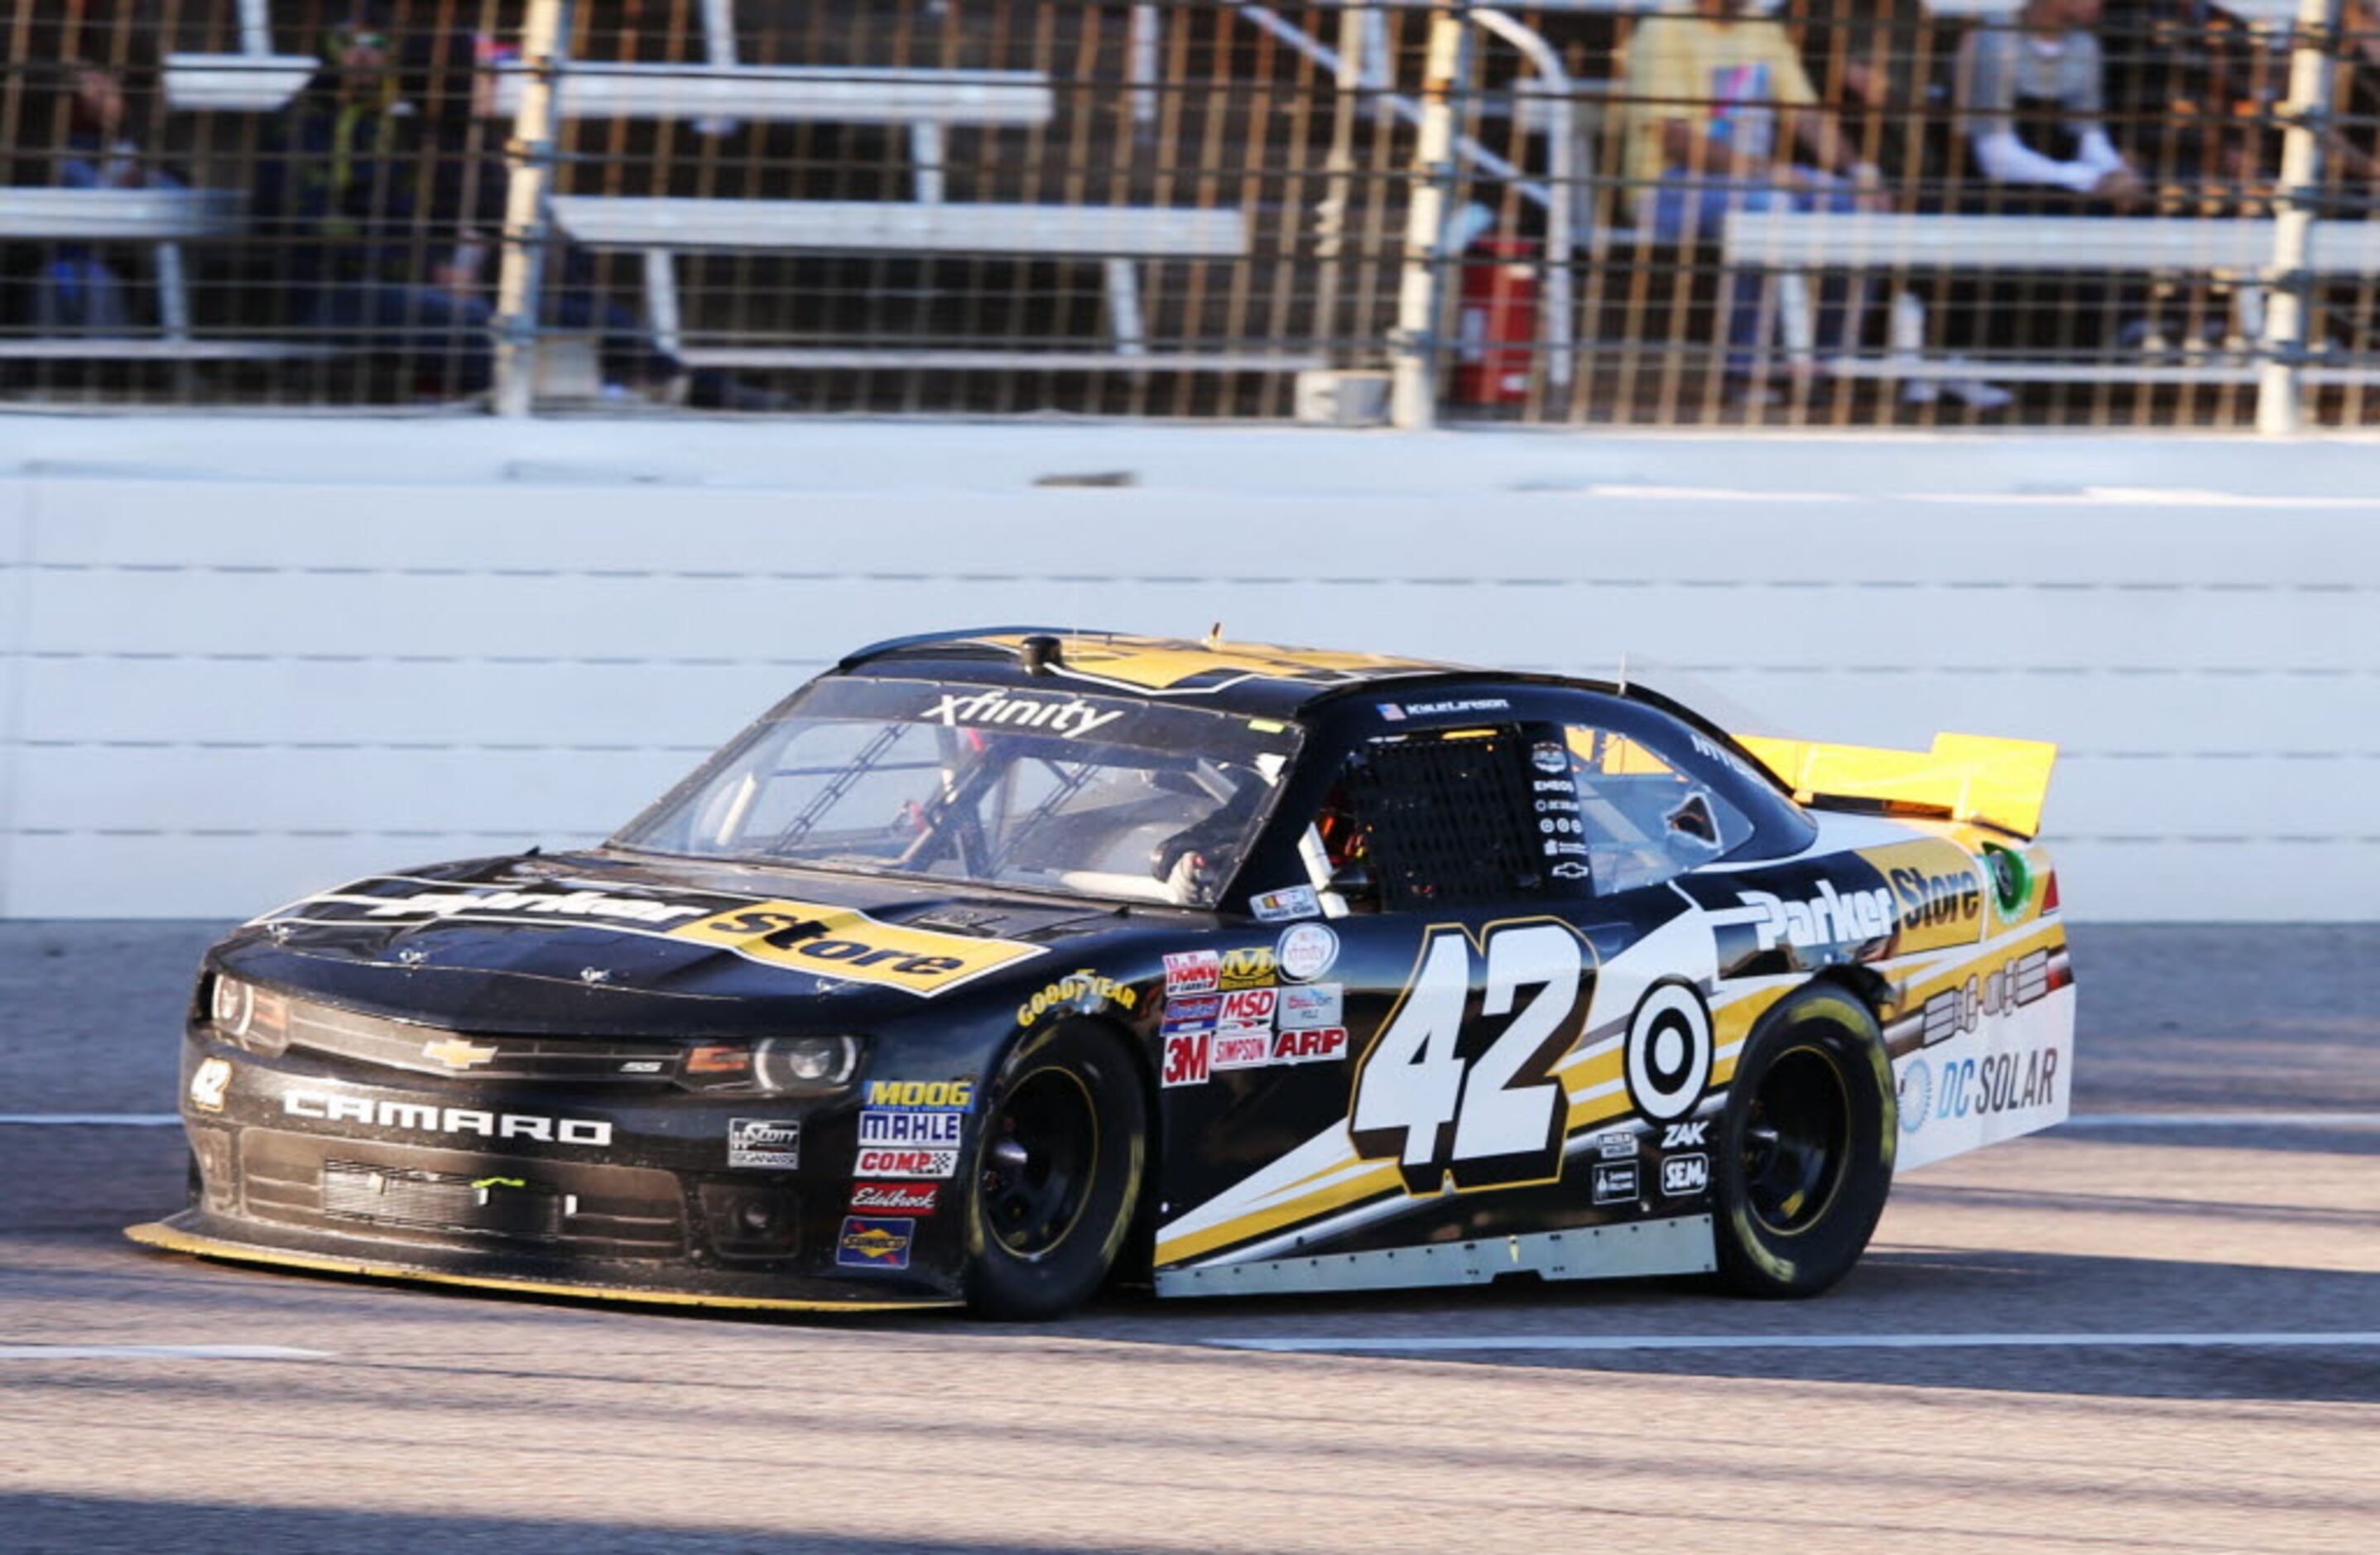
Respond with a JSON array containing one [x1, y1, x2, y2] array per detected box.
[[867, 1079, 975, 1110], [669, 902, 1041, 997], [1017, 970, 1140, 1028]]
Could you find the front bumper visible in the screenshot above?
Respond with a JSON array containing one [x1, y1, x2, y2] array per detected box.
[[131, 1033, 969, 1312]]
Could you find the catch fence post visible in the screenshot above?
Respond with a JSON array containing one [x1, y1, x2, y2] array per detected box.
[[2257, 0, 2343, 436], [493, 0, 575, 419], [1390, 6, 1468, 431]]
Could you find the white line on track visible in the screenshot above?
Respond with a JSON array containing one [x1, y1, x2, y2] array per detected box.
[[0, 1345, 331, 1361], [2061, 1112, 2380, 1129], [1208, 1331, 2380, 1355], [0, 1114, 180, 1126]]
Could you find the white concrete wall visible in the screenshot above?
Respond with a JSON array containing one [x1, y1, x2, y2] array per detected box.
[[3, 418, 2374, 920]]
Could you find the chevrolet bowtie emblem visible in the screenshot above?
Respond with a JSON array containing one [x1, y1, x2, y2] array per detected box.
[[421, 1037, 500, 1071]]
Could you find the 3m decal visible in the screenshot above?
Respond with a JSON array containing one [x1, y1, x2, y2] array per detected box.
[[1349, 920, 1593, 1194], [1592, 1160, 1640, 1205], [671, 901, 1041, 997], [1017, 970, 1139, 1028], [727, 1119, 802, 1169], [836, 1216, 916, 1270], [1277, 922, 1339, 982], [188, 1057, 231, 1113], [1623, 980, 1713, 1124], [1164, 951, 1220, 995], [282, 1090, 612, 1147], [850, 1182, 939, 1216], [852, 1147, 958, 1180], [1660, 1153, 1710, 1196], [1161, 1031, 1212, 1088]]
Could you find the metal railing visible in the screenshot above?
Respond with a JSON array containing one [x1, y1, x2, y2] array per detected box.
[[3, 0, 2377, 429]]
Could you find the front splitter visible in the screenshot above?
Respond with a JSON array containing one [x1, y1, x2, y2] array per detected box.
[[125, 1216, 959, 1315]]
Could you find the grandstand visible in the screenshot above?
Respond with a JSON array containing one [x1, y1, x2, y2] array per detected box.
[[3, 0, 2376, 427]]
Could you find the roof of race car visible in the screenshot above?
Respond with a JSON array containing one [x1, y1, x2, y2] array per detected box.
[[837, 628, 1503, 716]]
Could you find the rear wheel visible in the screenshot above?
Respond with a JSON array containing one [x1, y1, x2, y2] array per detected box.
[[1712, 984, 1896, 1298], [964, 1021, 1147, 1321]]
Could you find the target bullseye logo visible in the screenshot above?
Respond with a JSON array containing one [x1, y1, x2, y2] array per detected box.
[[1624, 979, 1713, 1123]]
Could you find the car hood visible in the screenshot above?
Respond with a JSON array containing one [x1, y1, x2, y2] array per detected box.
[[213, 851, 1172, 1037]]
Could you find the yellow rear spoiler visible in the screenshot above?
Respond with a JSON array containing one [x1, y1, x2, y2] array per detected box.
[[1733, 732, 2059, 838]]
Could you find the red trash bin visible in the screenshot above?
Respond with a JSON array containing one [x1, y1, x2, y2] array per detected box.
[[1453, 238, 1541, 406]]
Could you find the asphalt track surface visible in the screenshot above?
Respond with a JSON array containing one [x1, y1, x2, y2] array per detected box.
[[2, 922, 2375, 1553]]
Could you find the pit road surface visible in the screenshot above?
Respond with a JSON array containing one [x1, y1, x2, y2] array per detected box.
[[2, 922, 2375, 1553]]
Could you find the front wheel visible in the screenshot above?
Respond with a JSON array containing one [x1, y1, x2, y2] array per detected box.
[[964, 1021, 1147, 1321], [1711, 984, 1896, 1298]]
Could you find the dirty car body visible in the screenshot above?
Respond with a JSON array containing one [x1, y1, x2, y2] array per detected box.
[[134, 630, 2075, 1315]]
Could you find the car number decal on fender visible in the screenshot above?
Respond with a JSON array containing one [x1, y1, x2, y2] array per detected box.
[[1348, 919, 1594, 1194]]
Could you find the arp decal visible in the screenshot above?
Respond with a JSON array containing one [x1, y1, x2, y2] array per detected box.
[[1623, 980, 1713, 1124], [671, 902, 1043, 997], [1349, 920, 1594, 1195]]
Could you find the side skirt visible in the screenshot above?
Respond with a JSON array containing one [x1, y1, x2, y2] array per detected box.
[[1154, 1213, 1715, 1299]]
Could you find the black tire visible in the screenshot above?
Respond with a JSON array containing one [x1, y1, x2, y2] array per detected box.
[[964, 1020, 1148, 1321], [1711, 983, 1897, 1298]]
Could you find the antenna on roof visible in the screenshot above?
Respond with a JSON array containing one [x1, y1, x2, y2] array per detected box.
[[1618, 652, 1629, 694], [1205, 620, 1224, 648]]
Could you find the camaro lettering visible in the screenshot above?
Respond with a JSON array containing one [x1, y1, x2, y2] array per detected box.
[[281, 1090, 613, 1146], [922, 688, 1125, 740]]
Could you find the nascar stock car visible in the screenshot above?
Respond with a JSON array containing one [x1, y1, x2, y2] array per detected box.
[[132, 629, 2074, 1319]]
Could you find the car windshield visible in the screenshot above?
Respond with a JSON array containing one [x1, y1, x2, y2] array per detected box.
[[612, 676, 1302, 908]]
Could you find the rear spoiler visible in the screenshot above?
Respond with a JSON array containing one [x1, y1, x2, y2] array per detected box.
[[1733, 732, 2059, 839]]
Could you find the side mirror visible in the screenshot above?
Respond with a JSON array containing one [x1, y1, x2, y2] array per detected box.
[[1327, 862, 1380, 908]]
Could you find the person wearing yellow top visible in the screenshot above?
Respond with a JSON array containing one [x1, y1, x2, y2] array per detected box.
[[1623, 0, 1890, 391]]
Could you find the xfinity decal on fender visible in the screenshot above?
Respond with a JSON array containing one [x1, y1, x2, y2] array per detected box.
[[283, 1090, 612, 1147]]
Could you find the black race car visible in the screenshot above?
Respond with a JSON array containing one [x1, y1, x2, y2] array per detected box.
[[132, 629, 2073, 1318]]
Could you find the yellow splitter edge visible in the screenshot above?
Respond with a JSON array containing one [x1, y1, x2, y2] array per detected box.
[[124, 1220, 958, 1314]]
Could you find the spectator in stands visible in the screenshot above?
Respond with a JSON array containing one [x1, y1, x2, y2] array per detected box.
[[2321, 0, 2380, 206], [2099, 0, 2264, 209], [1621, 0, 1894, 397], [1954, 0, 2144, 210], [1785, 0, 1959, 193], [254, 4, 499, 397], [399, 25, 787, 409], [12, 27, 180, 336]]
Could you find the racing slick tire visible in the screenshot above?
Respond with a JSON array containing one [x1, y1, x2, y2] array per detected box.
[[1711, 983, 1896, 1299], [964, 1019, 1148, 1321]]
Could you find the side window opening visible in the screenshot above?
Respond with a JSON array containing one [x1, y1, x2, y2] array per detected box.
[[1563, 725, 1753, 893], [1316, 725, 1554, 912]]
